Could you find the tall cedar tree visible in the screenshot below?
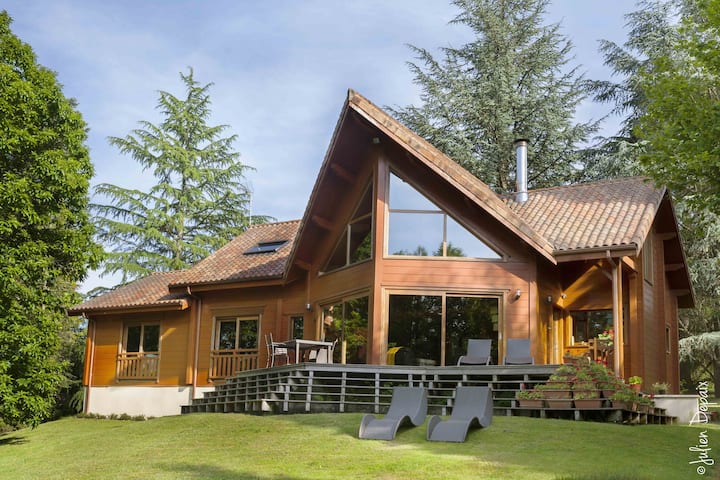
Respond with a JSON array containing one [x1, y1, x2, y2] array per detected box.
[[637, 0, 720, 392], [390, 0, 597, 193], [581, 0, 681, 180], [0, 12, 101, 427], [93, 70, 269, 283]]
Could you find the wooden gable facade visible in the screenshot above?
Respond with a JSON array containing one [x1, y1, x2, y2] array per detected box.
[[70, 91, 693, 417]]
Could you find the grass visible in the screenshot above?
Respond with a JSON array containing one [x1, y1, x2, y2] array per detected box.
[[0, 413, 717, 480]]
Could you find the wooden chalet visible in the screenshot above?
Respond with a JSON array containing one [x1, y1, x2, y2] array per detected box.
[[69, 90, 693, 417]]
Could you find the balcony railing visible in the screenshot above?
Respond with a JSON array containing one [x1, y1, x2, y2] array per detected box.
[[210, 349, 259, 380], [117, 352, 159, 380]]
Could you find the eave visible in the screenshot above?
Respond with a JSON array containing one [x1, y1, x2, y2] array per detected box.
[[68, 300, 190, 317], [170, 276, 286, 293]]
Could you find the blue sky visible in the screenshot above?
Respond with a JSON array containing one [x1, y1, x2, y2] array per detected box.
[[4, 0, 636, 291]]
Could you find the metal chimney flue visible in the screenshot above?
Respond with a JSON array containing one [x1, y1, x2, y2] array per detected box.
[[514, 138, 529, 203]]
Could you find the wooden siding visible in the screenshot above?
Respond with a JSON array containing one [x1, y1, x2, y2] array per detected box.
[[85, 310, 190, 387]]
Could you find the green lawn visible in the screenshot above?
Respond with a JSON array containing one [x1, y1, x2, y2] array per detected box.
[[0, 413, 716, 480]]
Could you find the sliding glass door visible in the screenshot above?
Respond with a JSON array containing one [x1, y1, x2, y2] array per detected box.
[[321, 295, 369, 364], [388, 293, 500, 366]]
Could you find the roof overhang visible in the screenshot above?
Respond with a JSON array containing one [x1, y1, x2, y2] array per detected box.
[[68, 300, 190, 317], [170, 277, 286, 293]]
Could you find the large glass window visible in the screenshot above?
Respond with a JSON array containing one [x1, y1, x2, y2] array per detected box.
[[325, 184, 373, 272], [214, 316, 258, 351], [570, 310, 613, 343], [388, 293, 500, 366], [387, 173, 501, 259], [210, 316, 260, 378], [124, 324, 159, 353], [118, 323, 160, 380], [321, 296, 369, 364]]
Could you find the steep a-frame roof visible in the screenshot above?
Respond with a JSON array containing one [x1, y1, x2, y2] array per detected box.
[[287, 90, 557, 272]]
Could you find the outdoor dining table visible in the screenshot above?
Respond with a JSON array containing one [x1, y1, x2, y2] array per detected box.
[[282, 339, 334, 363]]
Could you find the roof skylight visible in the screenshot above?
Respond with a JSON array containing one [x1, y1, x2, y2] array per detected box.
[[244, 240, 288, 255]]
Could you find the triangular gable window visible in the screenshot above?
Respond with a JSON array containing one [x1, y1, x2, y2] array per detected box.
[[387, 172, 501, 259], [324, 183, 373, 272]]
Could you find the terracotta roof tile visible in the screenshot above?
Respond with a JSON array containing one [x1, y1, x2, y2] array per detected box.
[[172, 220, 301, 287], [69, 270, 189, 314], [503, 177, 663, 255]]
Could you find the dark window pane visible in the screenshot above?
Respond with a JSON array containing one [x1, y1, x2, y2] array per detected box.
[[244, 240, 287, 255], [126, 325, 141, 352], [345, 297, 369, 364], [238, 319, 258, 349], [325, 229, 348, 271], [217, 320, 237, 350], [291, 316, 304, 339], [570, 310, 612, 343], [142, 325, 160, 352], [388, 295, 442, 365], [349, 219, 371, 263], [446, 297, 499, 365]]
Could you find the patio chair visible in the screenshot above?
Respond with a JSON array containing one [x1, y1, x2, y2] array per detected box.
[[457, 339, 492, 365], [358, 387, 427, 440], [265, 333, 289, 368], [426, 386, 493, 442], [313, 339, 337, 364], [503, 338, 534, 365]]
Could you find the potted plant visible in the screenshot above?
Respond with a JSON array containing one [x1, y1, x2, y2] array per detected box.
[[609, 389, 637, 411], [536, 382, 572, 399], [562, 353, 585, 365], [652, 381, 669, 395], [637, 395, 655, 414], [516, 389, 545, 408], [573, 390, 602, 409], [536, 382, 573, 408], [628, 376, 642, 392], [597, 329, 614, 348]]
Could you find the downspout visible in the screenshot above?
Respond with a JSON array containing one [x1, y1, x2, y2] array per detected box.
[[187, 286, 202, 401]]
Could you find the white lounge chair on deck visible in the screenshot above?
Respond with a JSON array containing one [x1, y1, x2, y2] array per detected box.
[[358, 387, 427, 440], [426, 386, 493, 442]]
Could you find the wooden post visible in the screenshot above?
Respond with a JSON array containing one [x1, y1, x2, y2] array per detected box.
[[608, 254, 624, 377]]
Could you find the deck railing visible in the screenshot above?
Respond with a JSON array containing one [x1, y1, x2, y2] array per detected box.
[[117, 352, 159, 380], [210, 349, 259, 380], [184, 363, 558, 415]]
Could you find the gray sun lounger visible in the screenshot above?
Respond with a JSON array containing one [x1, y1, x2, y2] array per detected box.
[[457, 339, 492, 365], [503, 338, 534, 365], [426, 386, 492, 442], [358, 387, 427, 440]]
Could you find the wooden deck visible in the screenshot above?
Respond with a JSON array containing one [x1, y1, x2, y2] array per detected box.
[[182, 363, 558, 416], [181, 363, 676, 424]]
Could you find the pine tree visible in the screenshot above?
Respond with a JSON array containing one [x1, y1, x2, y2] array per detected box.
[[0, 11, 101, 427], [581, 0, 684, 181], [93, 69, 269, 282], [390, 0, 597, 192]]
